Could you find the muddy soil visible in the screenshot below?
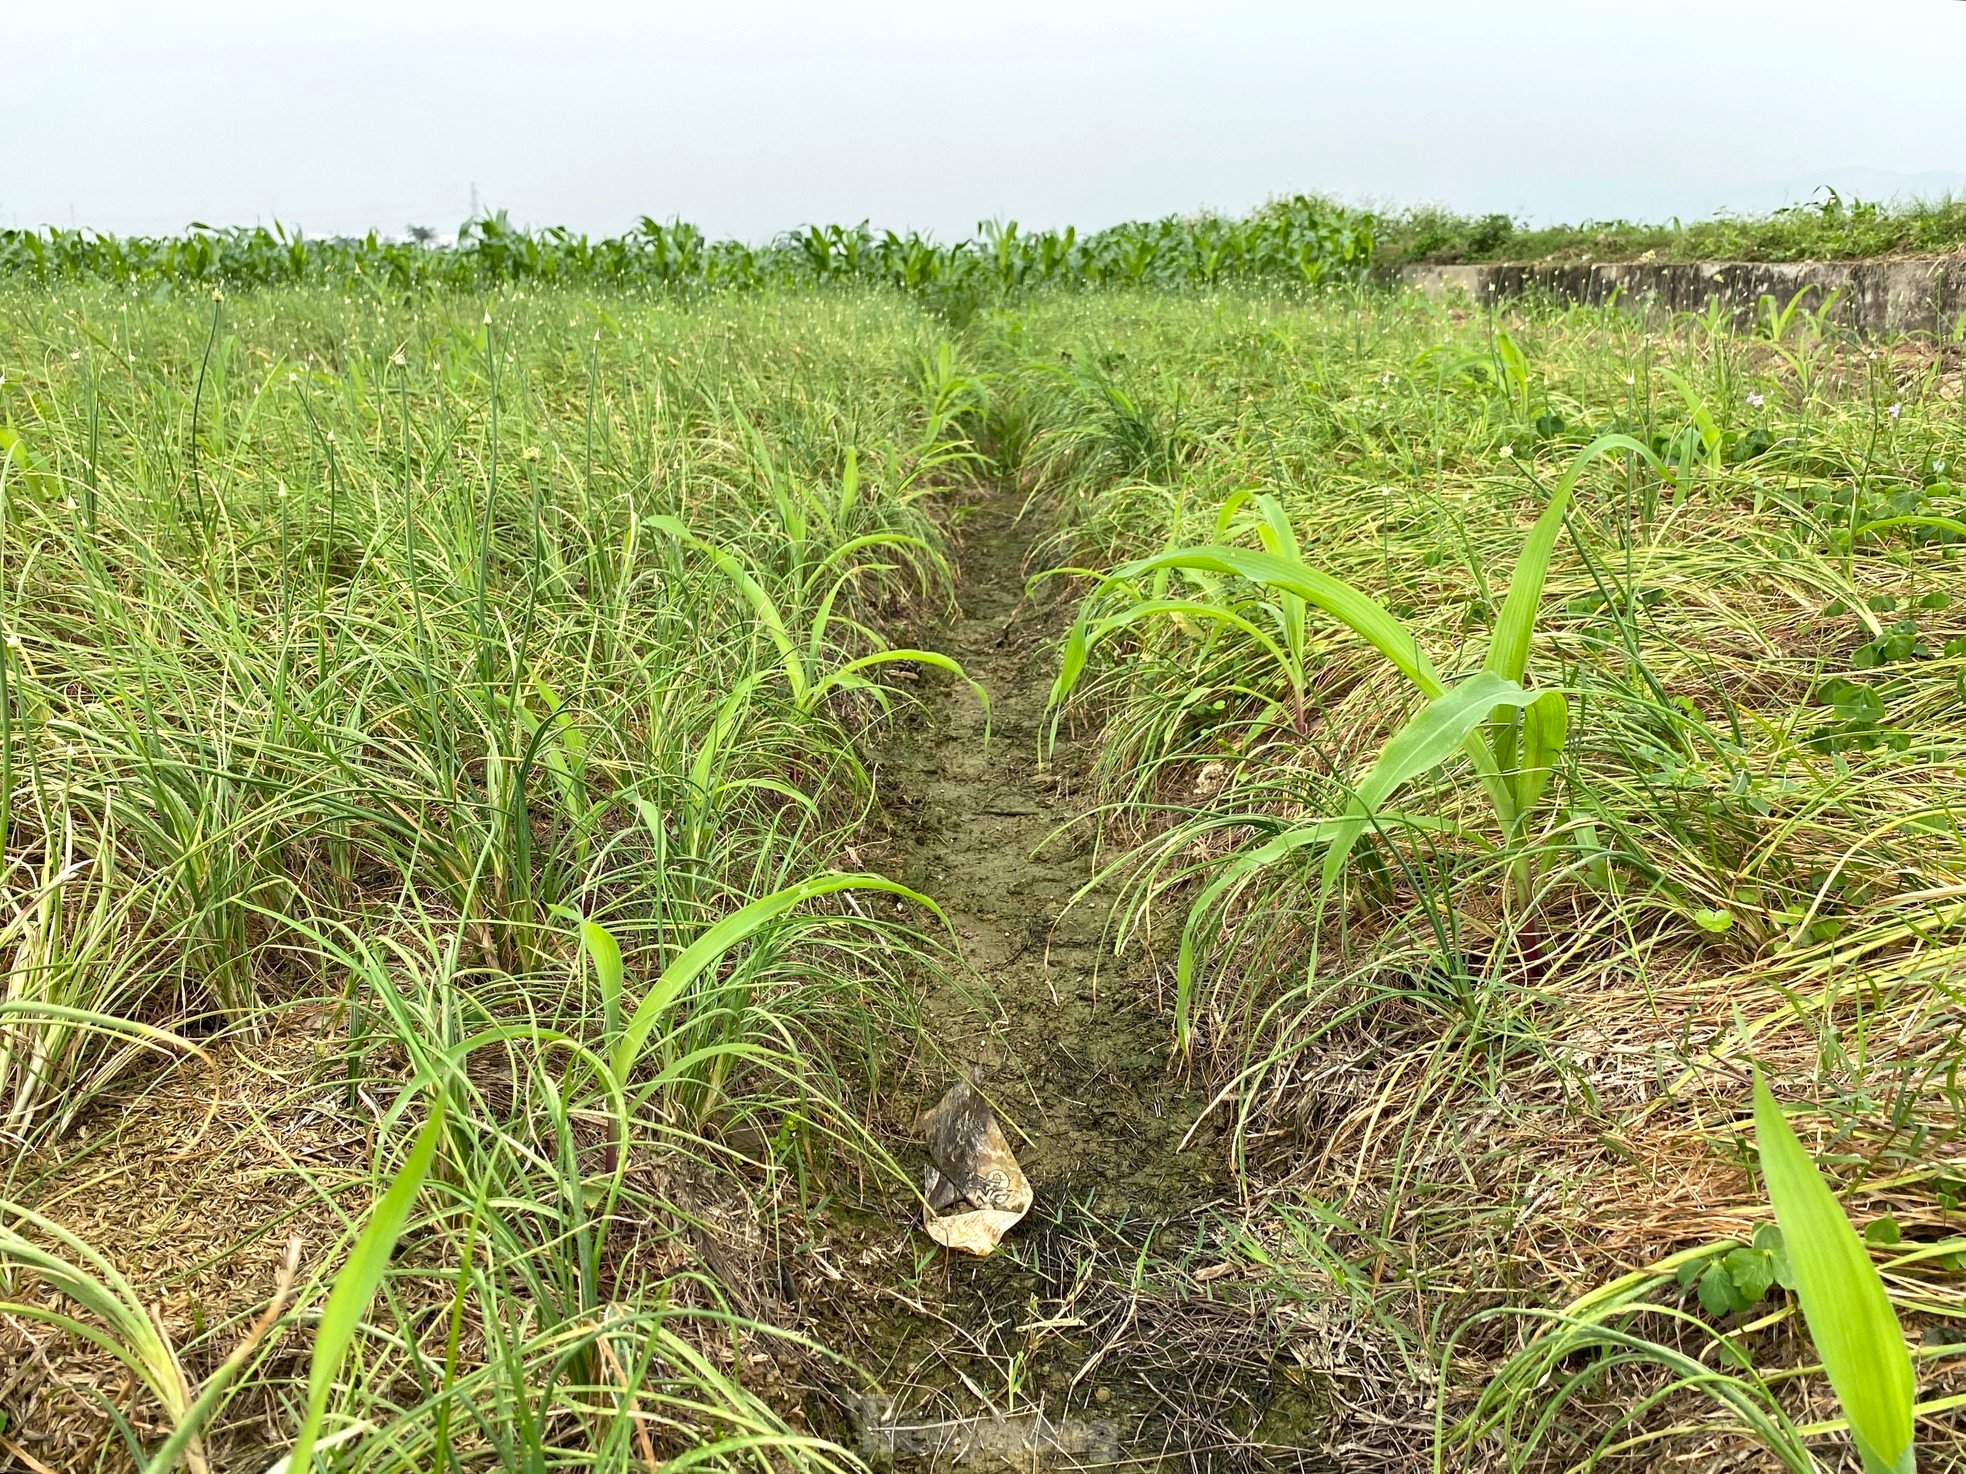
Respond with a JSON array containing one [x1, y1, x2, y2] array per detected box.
[[808, 492, 1335, 1472]]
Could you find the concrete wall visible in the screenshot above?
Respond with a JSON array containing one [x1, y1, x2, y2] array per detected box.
[[1398, 258, 1966, 337]]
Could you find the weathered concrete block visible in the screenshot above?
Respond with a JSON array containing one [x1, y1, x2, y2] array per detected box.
[[1397, 257, 1963, 337]]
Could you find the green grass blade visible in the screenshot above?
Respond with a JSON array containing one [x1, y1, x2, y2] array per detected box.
[[1753, 1073, 1916, 1474], [1851, 514, 1966, 541], [648, 515, 806, 702], [284, 1099, 446, 1474], [610, 874, 939, 1080], [1175, 820, 1337, 1046], [1482, 432, 1654, 685], [0, 1201, 193, 1430], [808, 648, 991, 722], [579, 919, 625, 1041]]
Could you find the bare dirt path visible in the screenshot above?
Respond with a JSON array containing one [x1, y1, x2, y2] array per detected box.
[[884, 495, 1218, 1213], [826, 491, 1327, 1471]]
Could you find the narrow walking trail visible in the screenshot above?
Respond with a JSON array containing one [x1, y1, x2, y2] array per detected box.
[[826, 492, 1326, 1470], [884, 496, 1217, 1212]]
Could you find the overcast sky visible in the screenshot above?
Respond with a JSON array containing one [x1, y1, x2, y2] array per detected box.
[[9, 0, 1964, 240]]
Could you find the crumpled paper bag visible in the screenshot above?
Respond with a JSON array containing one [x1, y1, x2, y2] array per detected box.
[[920, 1078, 1032, 1256]]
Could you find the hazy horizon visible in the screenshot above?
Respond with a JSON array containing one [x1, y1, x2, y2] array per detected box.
[[9, 166, 1966, 246], [9, 0, 1963, 241]]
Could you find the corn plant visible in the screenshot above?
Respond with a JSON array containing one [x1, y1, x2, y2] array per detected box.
[[578, 872, 939, 1116], [1056, 431, 1659, 896], [0, 196, 1375, 296], [650, 515, 987, 723]]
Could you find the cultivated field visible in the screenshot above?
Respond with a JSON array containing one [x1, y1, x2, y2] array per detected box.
[[2, 239, 1964, 1472]]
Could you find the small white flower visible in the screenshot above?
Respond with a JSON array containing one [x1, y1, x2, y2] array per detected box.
[[3, 633, 20, 651], [521, 445, 542, 462], [1745, 391, 1765, 409], [1499, 444, 1514, 458], [1888, 402, 1902, 420]]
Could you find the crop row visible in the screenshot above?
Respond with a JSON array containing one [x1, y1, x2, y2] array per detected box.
[[0, 197, 1373, 295]]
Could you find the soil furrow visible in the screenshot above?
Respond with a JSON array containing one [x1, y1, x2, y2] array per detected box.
[[825, 492, 1322, 1470]]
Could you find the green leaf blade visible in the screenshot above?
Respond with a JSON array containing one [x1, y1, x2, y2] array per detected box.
[[1753, 1074, 1915, 1474], [1482, 431, 1659, 685], [285, 1099, 446, 1473], [1320, 671, 1545, 896], [579, 919, 625, 1040], [1117, 545, 1443, 697], [609, 874, 940, 1080]]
